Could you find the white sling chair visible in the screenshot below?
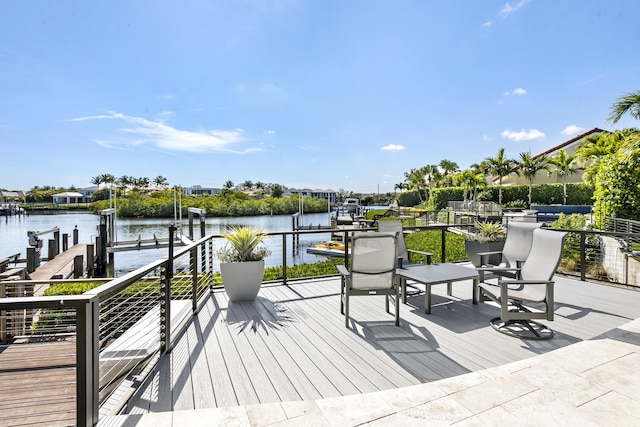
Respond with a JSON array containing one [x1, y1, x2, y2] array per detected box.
[[378, 220, 433, 266], [338, 233, 400, 328], [478, 228, 568, 340], [476, 221, 543, 282]]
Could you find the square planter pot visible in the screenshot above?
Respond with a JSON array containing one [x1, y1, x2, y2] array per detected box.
[[465, 240, 505, 267]]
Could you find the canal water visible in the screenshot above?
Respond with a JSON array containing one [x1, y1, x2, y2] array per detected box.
[[0, 211, 336, 276]]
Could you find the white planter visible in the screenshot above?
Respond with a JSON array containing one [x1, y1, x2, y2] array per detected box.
[[220, 260, 264, 302]]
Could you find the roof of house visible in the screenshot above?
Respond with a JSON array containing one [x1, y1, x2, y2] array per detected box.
[[491, 127, 606, 184], [53, 192, 85, 197], [533, 127, 606, 159]]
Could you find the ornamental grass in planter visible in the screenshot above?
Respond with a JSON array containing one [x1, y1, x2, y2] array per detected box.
[[217, 226, 271, 302]]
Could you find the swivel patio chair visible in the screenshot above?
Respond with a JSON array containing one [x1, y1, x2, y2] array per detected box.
[[478, 228, 568, 340], [476, 221, 543, 282], [338, 233, 400, 328]]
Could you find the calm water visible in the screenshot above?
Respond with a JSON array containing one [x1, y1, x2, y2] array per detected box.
[[0, 212, 335, 276]]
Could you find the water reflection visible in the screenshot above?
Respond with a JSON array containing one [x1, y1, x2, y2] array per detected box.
[[0, 212, 335, 276]]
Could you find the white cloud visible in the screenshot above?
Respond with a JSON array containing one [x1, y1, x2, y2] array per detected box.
[[381, 144, 405, 151], [504, 87, 527, 96], [561, 125, 584, 136], [500, 0, 531, 17], [483, 21, 492, 27], [264, 130, 276, 134], [482, 134, 492, 141], [71, 111, 260, 154], [501, 128, 545, 141]]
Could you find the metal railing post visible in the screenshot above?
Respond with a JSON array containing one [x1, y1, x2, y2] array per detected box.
[[191, 246, 198, 312], [441, 228, 446, 263], [161, 225, 176, 354], [76, 296, 99, 427], [208, 239, 214, 290], [580, 231, 586, 281], [282, 234, 287, 286]]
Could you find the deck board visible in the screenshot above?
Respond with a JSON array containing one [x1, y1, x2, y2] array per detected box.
[[125, 273, 640, 415]]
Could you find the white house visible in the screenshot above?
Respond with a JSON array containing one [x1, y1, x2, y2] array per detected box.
[[52, 192, 86, 204]]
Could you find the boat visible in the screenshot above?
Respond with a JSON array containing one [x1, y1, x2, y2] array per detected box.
[[315, 241, 345, 251], [306, 241, 350, 257], [342, 198, 360, 213]]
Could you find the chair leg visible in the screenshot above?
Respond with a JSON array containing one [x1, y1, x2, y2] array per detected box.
[[344, 290, 349, 328], [340, 276, 345, 314]]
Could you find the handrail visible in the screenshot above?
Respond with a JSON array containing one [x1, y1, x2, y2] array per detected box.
[[0, 223, 639, 426]]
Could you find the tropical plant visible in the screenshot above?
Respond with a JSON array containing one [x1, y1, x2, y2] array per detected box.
[[607, 90, 640, 124], [517, 152, 550, 207], [216, 226, 271, 262], [548, 148, 579, 205], [484, 148, 516, 206], [467, 221, 506, 243]]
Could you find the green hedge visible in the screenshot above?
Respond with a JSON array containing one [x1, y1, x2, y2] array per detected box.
[[422, 183, 593, 210]]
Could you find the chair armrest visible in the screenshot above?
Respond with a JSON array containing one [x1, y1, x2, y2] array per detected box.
[[477, 266, 520, 273], [476, 250, 503, 257], [407, 249, 433, 264], [498, 279, 554, 285], [337, 265, 349, 276]]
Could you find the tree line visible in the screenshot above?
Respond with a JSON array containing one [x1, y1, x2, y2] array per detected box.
[[395, 90, 640, 223]]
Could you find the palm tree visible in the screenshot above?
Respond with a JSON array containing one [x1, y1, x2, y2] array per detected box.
[[483, 148, 516, 206], [224, 180, 235, 190], [607, 90, 640, 124], [394, 182, 409, 192], [153, 175, 168, 189], [548, 148, 579, 205], [517, 152, 550, 207], [439, 159, 460, 187], [421, 164, 441, 189], [406, 168, 428, 201], [457, 169, 485, 202]]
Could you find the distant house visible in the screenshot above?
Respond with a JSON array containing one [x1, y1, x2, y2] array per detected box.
[[52, 191, 86, 204], [184, 185, 220, 197], [79, 186, 98, 203], [498, 127, 605, 186], [287, 188, 338, 204]]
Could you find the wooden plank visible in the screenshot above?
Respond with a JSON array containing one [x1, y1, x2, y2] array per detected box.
[[187, 315, 217, 409], [170, 323, 195, 411], [0, 340, 76, 427], [209, 292, 260, 406], [216, 290, 340, 400], [287, 280, 463, 381], [265, 283, 424, 387], [198, 296, 239, 407], [221, 293, 302, 403], [261, 285, 382, 395], [30, 244, 89, 283]]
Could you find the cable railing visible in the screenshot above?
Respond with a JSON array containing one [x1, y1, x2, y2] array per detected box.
[[0, 222, 639, 426]]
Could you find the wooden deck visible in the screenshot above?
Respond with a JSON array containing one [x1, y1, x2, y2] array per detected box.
[[30, 244, 89, 285], [124, 272, 640, 414], [0, 339, 76, 427]]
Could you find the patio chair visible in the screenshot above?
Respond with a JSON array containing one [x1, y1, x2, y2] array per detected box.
[[378, 220, 433, 299], [476, 221, 543, 282], [338, 233, 400, 328], [378, 220, 433, 266], [478, 228, 568, 340]]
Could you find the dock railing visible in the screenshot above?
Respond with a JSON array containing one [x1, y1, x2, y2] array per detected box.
[[0, 223, 639, 426]]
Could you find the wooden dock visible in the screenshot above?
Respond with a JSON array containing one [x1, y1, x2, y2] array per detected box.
[[0, 338, 76, 427], [30, 244, 90, 283]]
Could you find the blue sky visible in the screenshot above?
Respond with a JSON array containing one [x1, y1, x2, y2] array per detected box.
[[1, 1, 639, 194]]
